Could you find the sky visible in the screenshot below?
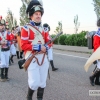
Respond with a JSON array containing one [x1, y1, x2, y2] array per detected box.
[[0, 0, 98, 34]]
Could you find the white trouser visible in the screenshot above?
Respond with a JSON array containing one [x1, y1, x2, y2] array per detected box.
[[28, 54, 49, 90], [0, 50, 10, 68], [47, 47, 53, 61], [0, 46, 1, 66], [0, 46, 1, 60], [15, 43, 19, 51], [97, 60, 100, 69], [10, 44, 16, 55]]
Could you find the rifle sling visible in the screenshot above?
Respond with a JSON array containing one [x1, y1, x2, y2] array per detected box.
[[34, 53, 46, 66], [24, 52, 46, 71]]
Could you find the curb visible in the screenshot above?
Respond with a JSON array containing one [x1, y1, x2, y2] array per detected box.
[[53, 45, 92, 54]]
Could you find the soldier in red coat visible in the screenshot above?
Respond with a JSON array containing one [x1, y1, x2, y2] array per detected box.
[[43, 23, 58, 71], [0, 16, 1, 76], [0, 19, 11, 81], [8, 27, 17, 63], [89, 19, 100, 86], [15, 26, 23, 59], [21, 0, 51, 100]]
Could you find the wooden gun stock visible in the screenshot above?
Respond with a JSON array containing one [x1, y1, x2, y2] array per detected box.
[[22, 52, 37, 71]]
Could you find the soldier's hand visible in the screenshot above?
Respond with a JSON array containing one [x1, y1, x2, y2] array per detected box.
[[41, 45, 46, 52]]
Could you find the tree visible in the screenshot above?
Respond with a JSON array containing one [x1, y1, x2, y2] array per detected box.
[[54, 21, 62, 44], [93, 0, 100, 19], [13, 18, 18, 27], [6, 9, 14, 29], [20, 0, 31, 26], [74, 14, 80, 34]]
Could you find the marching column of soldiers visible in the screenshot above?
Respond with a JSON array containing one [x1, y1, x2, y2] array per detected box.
[[0, 0, 59, 98], [0, 0, 59, 99], [0, 16, 24, 81], [0, 0, 60, 99]]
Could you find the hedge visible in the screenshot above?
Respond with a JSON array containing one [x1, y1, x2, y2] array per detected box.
[[51, 31, 88, 47]]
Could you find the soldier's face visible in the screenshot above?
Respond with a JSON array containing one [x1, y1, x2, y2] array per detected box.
[[31, 11, 42, 23], [0, 25, 4, 32], [2, 25, 5, 30], [6, 29, 10, 32], [12, 30, 14, 33]]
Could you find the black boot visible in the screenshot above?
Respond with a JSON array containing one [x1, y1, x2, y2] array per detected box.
[[20, 51, 23, 59], [0, 68, 1, 77], [95, 73, 100, 85], [89, 69, 100, 86], [9, 57, 11, 65], [50, 60, 58, 71], [0, 68, 5, 82], [16, 51, 19, 59], [37, 87, 44, 100], [5, 68, 9, 81], [10, 55, 14, 63], [27, 87, 34, 100]]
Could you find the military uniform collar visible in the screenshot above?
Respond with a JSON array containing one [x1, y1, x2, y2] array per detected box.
[[30, 21, 41, 27]]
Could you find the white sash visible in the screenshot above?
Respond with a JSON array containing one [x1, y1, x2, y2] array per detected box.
[[0, 31, 7, 41], [25, 24, 44, 59], [0, 31, 8, 48]]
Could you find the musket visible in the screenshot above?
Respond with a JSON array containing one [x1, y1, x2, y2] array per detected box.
[[18, 31, 63, 71]]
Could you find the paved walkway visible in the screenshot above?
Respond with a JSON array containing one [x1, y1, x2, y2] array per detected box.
[[53, 45, 92, 53]]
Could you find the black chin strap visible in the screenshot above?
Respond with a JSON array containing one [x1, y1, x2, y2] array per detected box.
[[30, 20, 41, 27], [34, 22, 41, 26]]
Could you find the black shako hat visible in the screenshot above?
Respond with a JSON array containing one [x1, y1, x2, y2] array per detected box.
[[0, 19, 6, 25], [26, 0, 44, 18], [43, 23, 50, 31]]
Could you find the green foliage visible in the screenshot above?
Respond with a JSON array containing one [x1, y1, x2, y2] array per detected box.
[[59, 34, 67, 45], [20, 0, 31, 26], [93, 0, 100, 19], [13, 19, 17, 27], [74, 14, 80, 34], [5, 9, 18, 30], [50, 34, 58, 44], [54, 21, 62, 44], [64, 31, 87, 46], [51, 31, 87, 47]]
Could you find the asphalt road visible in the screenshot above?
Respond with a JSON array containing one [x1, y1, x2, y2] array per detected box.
[[0, 49, 100, 100]]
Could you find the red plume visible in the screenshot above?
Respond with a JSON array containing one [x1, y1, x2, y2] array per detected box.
[[0, 15, 2, 20], [6, 22, 9, 25]]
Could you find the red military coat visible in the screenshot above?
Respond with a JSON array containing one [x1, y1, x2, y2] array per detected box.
[[21, 24, 51, 54], [0, 31, 11, 48], [93, 30, 100, 52], [9, 33, 16, 45]]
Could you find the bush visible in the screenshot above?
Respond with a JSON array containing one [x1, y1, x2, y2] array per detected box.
[[59, 34, 67, 45], [64, 31, 87, 46], [51, 34, 58, 44], [51, 31, 87, 46]]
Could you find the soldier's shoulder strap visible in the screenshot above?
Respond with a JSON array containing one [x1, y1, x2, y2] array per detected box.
[[26, 24, 44, 44], [0, 31, 7, 40], [24, 24, 44, 59], [26, 24, 42, 35], [23, 24, 43, 36]]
